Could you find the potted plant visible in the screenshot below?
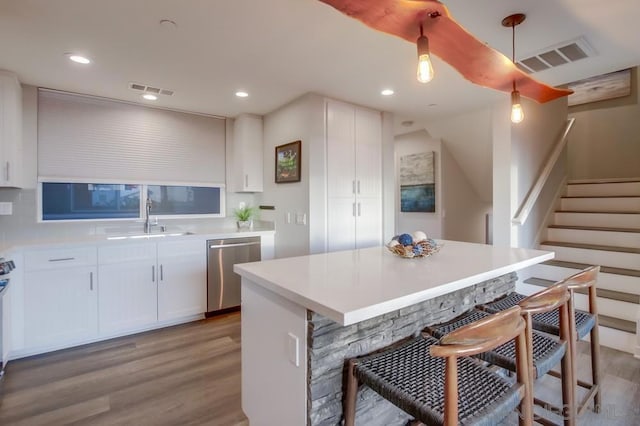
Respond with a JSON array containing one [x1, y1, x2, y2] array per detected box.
[[234, 203, 256, 229]]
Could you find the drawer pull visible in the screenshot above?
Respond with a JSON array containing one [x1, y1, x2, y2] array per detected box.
[[48, 257, 75, 262], [160, 264, 164, 281], [152, 265, 155, 282], [90, 272, 94, 290]]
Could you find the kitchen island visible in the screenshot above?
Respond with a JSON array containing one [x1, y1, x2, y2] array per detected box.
[[234, 240, 553, 426]]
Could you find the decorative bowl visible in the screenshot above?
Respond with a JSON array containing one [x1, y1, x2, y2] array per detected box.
[[386, 239, 441, 259]]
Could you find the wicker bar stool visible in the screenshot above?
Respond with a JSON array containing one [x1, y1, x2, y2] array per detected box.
[[343, 306, 532, 426], [425, 282, 575, 426], [477, 265, 601, 414]]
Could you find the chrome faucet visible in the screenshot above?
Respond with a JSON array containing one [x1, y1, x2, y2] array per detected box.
[[144, 198, 165, 233], [144, 198, 153, 233]]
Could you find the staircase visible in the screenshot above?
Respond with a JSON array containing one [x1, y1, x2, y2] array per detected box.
[[519, 178, 640, 356]]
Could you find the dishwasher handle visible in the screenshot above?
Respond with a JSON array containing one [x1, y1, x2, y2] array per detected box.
[[209, 241, 261, 249]]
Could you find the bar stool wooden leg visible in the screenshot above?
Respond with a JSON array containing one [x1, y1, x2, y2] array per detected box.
[[559, 302, 576, 426], [343, 360, 358, 426], [515, 331, 533, 426], [589, 288, 602, 413]]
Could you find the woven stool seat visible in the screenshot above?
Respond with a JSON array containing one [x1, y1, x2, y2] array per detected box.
[[478, 292, 596, 339], [426, 310, 566, 379], [353, 334, 522, 426]]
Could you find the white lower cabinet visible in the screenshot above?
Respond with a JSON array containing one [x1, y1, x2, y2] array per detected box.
[[98, 239, 207, 334], [23, 246, 98, 349], [157, 240, 206, 321], [16, 235, 253, 356], [98, 243, 158, 334]]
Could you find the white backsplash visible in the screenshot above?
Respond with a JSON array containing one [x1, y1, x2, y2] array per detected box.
[[0, 188, 263, 246]]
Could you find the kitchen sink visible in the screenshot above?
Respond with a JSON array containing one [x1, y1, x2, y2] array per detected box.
[[106, 231, 194, 240]]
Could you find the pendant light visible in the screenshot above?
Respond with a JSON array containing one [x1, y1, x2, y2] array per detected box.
[[502, 13, 526, 124], [416, 24, 434, 83]]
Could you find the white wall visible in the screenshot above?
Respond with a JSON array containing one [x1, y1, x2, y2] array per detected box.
[[493, 96, 569, 248], [262, 93, 325, 258], [568, 67, 640, 180], [394, 131, 442, 238], [441, 145, 491, 243], [393, 129, 489, 243], [422, 108, 493, 203]]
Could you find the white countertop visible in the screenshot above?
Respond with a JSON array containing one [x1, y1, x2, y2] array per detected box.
[[0, 223, 275, 253], [234, 240, 554, 326]]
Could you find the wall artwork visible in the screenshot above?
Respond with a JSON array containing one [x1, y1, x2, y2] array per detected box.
[[399, 151, 435, 213], [275, 140, 301, 183], [567, 68, 632, 106]]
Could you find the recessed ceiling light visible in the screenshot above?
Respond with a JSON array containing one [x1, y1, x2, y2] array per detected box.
[[142, 94, 158, 101], [381, 89, 395, 96], [235, 91, 249, 98], [67, 54, 91, 64]]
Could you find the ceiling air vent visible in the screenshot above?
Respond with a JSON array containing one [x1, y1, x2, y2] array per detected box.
[[128, 82, 174, 97], [517, 37, 595, 74]]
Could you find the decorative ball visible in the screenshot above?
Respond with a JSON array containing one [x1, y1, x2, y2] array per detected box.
[[412, 245, 424, 256], [397, 233, 413, 246], [388, 240, 400, 247], [412, 231, 427, 243]]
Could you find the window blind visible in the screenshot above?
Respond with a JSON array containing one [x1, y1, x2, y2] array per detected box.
[[37, 89, 226, 183]]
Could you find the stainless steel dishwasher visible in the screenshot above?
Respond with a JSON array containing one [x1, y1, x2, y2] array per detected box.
[[207, 236, 261, 314]]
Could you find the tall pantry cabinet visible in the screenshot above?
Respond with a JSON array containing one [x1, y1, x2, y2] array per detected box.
[[326, 99, 382, 251]]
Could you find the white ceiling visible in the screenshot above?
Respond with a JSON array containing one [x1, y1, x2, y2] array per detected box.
[[1, 0, 639, 126]]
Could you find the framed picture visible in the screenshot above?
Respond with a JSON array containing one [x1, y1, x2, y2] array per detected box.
[[399, 151, 435, 213], [568, 68, 632, 106], [275, 140, 301, 183]]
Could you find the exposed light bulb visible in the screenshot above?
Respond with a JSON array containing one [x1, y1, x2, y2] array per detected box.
[[511, 90, 524, 123], [142, 93, 158, 101], [416, 34, 434, 83]]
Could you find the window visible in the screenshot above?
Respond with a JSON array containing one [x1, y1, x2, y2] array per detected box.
[[147, 185, 223, 216], [39, 180, 225, 221], [41, 183, 141, 221]]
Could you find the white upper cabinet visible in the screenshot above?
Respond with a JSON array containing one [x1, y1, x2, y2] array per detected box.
[[327, 100, 356, 199], [0, 70, 22, 188], [326, 100, 382, 252], [354, 107, 382, 198], [230, 114, 263, 192]]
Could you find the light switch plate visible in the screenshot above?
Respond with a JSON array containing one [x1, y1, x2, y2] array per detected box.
[[295, 212, 306, 225], [287, 332, 300, 367], [0, 202, 12, 215]]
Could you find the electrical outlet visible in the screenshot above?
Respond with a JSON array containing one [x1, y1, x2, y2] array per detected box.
[[287, 332, 300, 367], [295, 212, 306, 225], [0, 202, 12, 215], [285, 212, 291, 224]]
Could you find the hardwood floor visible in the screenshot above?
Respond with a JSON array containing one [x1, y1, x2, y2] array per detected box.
[[1, 312, 639, 425], [0, 312, 248, 426]]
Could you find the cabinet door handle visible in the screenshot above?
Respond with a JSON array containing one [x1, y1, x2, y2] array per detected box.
[[49, 257, 75, 262], [152, 265, 155, 282], [352, 203, 356, 217], [160, 264, 164, 281], [352, 180, 356, 194], [357, 180, 361, 194], [89, 272, 94, 291], [245, 174, 249, 187], [358, 202, 361, 216], [5, 161, 9, 182]]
